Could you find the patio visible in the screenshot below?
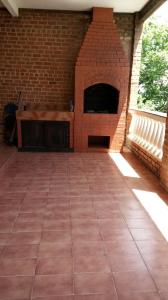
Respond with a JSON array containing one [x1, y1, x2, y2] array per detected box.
[[0, 0, 168, 299], [0, 147, 168, 299]]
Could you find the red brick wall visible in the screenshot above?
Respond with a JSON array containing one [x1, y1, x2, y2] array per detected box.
[[0, 8, 134, 141], [0, 9, 90, 111], [129, 17, 143, 110]]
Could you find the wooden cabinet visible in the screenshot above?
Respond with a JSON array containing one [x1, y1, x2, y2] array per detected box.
[[21, 120, 70, 151], [16, 111, 74, 151]]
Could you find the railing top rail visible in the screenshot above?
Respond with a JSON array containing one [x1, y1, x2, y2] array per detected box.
[[129, 109, 167, 123]]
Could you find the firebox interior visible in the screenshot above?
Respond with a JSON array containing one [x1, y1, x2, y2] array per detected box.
[[84, 83, 119, 114], [88, 136, 110, 148]]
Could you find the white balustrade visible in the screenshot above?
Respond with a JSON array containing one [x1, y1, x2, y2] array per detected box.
[[127, 109, 166, 160]]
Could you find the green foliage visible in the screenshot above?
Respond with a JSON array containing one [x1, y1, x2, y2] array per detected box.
[[137, 17, 168, 112]]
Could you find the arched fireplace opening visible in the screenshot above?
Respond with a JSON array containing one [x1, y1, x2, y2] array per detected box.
[[84, 83, 119, 114]]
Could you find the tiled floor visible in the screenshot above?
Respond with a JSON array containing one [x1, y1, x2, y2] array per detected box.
[[0, 147, 168, 299]]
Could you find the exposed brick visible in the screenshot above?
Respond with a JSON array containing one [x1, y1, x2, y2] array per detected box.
[[160, 116, 168, 190], [74, 8, 130, 152], [127, 139, 161, 177], [0, 8, 134, 143]]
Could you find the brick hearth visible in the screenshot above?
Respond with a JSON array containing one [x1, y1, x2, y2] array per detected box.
[[74, 8, 129, 152]]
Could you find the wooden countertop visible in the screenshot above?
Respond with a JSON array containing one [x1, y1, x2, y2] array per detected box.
[[16, 111, 74, 121]]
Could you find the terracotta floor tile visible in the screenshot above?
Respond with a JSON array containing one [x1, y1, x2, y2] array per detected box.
[[104, 241, 139, 256], [3, 244, 38, 258], [0, 222, 13, 233], [72, 219, 99, 231], [0, 258, 36, 275], [74, 254, 110, 273], [41, 231, 71, 243], [96, 209, 121, 219], [0, 244, 4, 252], [70, 197, 92, 204], [113, 269, 156, 293], [0, 276, 33, 299], [0, 233, 10, 245], [0, 205, 19, 213], [126, 218, 156, 229], [74, 295, 117, 300], [100, 228, 133, 241], [45, 212, 71, 220], [121, 209, 149, 219], [108, 252, 146, 272], [72, 228, 101, 241], [74, 272, 116, 295], [37, 257, 72, 274], [13, 221, 43, 232], [23, 198, 47, 205], [130, 228, 165, 241], [7, 232, 41, 245], [0, 210, 18, 219], [46, 207, 70, 213], [32, 297, 74, 300], [47, 202, 70, 209], [117, 291, 161, 299], [73, 241, 105, 256], [71, 207, 97, 219], [98, 219, 127, 230], [20, 204, 45, 213], [142, 252, 168, 270], [0, 197, 21, 206], [152, 269, 168, 291], [16, 213, 44, 222], [160, 291, 168, 300], [136, 240, 168, 255], [44, 219, 71, 231], [38, 242, 72, 257], [33, 274, 73, 297], [93, 201, 118, 210]]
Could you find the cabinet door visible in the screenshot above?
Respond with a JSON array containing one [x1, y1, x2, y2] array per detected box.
[[21, 120, 44, 149], [44, 121, 70, 150]]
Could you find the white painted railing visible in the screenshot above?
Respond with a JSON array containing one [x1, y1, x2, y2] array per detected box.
[[127, 109, 167, 160]]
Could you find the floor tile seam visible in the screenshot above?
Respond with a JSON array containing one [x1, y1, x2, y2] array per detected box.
[[119, 161, 166, 230], [0, 274, 34, 277], [73, 270, 119, 298], [72, 244, 112, 274], [115, 171, 168, 291], [114, 201, 163, 293], [112, 269, 159, 295], [108, 270, 119, 300], [0, 150, 17, 173], [112, 261, 160, 294], [114, 181, 164, 241], [0, 209, 23, 245], [0, 244, 7, 259], [9, 196, 31, 234]]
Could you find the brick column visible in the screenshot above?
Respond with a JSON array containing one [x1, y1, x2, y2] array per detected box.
[[129, 17, 143, 109], [160, 116, 168, 191]]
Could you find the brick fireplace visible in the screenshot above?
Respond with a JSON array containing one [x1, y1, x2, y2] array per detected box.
[[74, 7, 129, 152]]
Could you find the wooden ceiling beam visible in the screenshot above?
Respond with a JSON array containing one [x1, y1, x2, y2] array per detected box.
[[1, 0, 19, 16], [138, 0, 167, 24]]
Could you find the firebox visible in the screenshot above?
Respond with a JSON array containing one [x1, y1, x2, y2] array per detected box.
[[88, 136, 110, 148], [84, 83, 119, 114]]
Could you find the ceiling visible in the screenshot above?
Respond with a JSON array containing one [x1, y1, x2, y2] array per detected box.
[[0, 0, 149, 13]]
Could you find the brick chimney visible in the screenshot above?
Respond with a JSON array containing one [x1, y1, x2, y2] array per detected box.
[[74, 7, 130, 152], [76, 7, 128, 66]]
